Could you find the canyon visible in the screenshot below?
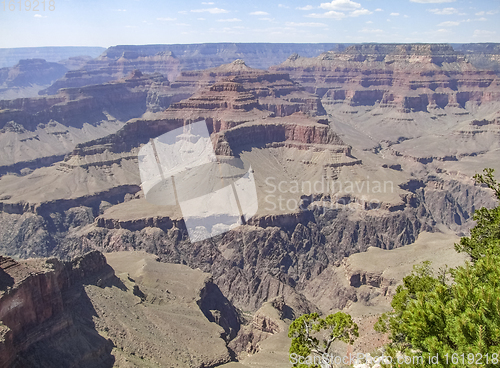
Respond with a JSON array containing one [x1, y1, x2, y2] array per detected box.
[[0, 42, 499, 367]]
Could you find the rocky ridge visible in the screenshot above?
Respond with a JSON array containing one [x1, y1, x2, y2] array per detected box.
[[271, 43, 500, 169], [0, 250, 249, 368], [0, 52, 496, 317], [0, 70, 171, 174], [0, 46, 498, 365], [0, 59, 68, 92], [40, 43, 346, 94], [272, 44, 500, 112], [0, 251, 115, 368]]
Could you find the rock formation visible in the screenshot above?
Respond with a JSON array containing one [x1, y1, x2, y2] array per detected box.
[[0, 59, 69, 100], [0, 44, 499, 367], [0, 251, 115, 368], [0, 59, 68, 89], [0, 250, 247, 367], [0, 55, 493, 315], [39, 43, 347, 94], [272, 44, 500, 112], [0, 71, 171, 175]]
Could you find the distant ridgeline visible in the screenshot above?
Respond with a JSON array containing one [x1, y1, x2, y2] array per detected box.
[[0, 46, 106, 68]]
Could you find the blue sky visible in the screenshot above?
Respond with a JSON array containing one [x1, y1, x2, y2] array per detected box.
[[1, 0, 499, 47]]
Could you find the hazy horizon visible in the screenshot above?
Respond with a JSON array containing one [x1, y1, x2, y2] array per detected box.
[[1, 0, 499, 48]]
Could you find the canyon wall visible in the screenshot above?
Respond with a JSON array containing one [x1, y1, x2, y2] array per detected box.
[[271, 44, 500, 112], [0, 251, 115, 368]]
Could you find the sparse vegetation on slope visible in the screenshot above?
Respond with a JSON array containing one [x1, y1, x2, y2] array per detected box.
[[375, 169, 500, 367]]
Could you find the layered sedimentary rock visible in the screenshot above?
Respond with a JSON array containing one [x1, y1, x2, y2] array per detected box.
[[40, 43, 345, 94], [0, 250, 245, 368], [69, 60, 332, 160], [0, 59, 68, 89], [272, 44, 500, 112], [33, 43, 500, 98], [0, 59, 69, 100], [0, 70, 171, 174], [0, 44, 497, 321], [41, 52, 181, 96], [0, 251, 115, 368], [272, 43, 500, 170], [0, 60, 493, 316]]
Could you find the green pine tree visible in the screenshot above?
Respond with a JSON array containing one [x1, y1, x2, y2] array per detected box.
[[375, 169, 500, 367], [288, 312, 358, 368]]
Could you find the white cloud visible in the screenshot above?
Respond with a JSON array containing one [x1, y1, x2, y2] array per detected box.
[[366, 20, 373, 24], [197, 18, 206, 20], [473, 29, 496, 37], [217, 18, 242, 22], [359, 28, 384, 33], [428, 7, 458, 15], [278, 4, 290, 8], [259, 17, 275, 21], [351, 9, 372, 16], [114, 9, 127, 12], [157, 17, 177, 21], [202, 2, 214, 4], [438, 20, 460, 26], [390, 12, 399, 16], [297, 5, 314, 10], [375, 8, 383, 11], [410, 0, 455, 3], [286, 21, 328, 27], [476, 10, 499, 16], [34, 14, 46, 18], [320, 0, 361, 11], [309, 0, 371, 18], [250, 11, 269, 15], [191, 8, 229, 14], [307, 10, 346, 19]]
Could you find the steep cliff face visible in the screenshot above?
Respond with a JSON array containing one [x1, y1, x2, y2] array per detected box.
[[1, 46, 497, 316], [271, 43, 500, 169], [0, 250, 247, 368], [0, 251, 115, 368], [40, 53, 180, 96]]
